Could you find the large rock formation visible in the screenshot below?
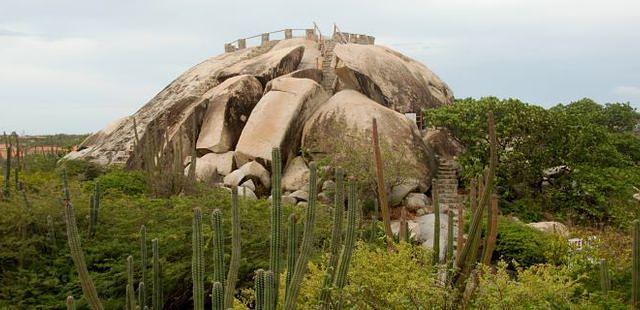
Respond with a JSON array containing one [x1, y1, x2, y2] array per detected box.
[[302, 90, 436, 190], [333, 44, 453, 113], [235, 77, 329, 167], [65, 32, 453, 199]]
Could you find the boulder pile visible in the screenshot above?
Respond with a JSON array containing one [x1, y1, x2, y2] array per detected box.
[[65, 34, 455, 205]]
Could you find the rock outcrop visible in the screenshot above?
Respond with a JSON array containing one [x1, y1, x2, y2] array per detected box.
[[302, 90, 436, 189], [64, 33, 453, 200], [235, 77, 329, 167], [195, 75, 263, 153], [423, 129, 464, 158], [333, 44, 453, 113]]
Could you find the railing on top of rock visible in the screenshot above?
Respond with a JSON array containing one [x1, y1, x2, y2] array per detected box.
[[223, 23, 376, 53]]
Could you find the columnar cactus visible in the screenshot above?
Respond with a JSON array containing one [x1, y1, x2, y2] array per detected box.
[[333, 181, 359, 309], [211, 209, 225, 288], [320, 167, 345, 307], [254, 269, 265, 310], [433, 179, 440, 264], [140, 225, 147, 294], [453, 111, 498, 292], [126, 255, 136, 310], [264, 270, 275, 310], [633, 220, 640, 308], [212, 281, 224, 310], [481, 195, 499, 265], [89, 183, 100, 237], [599, 258, 611, 295], [286, 214, 298, 292], [66, 296, 75, 310], [138, 282, 146, 309], [192, 207, 205, 310], [152, 238, 162, 310], [446, 209, 454, 265], [284, 162, 319, 309], [224, 186, 241, 309], [3, 133, 12, 197], [371, 118, 394, 249], [270, 147, 283, 308], [61, 172, 103, 310]]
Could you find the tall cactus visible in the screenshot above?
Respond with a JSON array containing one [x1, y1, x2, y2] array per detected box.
[[269, 147, 283, 308], [633, 219, 640, 308], [89, 183, 100, 237], [66, 296, 75, 310], [371, 118, 394, 249], [192, 207, 205, 310], [212, 281, 224, 310], [453, 111, 498, 292], [2, 132, 12, 197], [433, 179, 441, 264], [284, 162, 319, 309], [481, 195, 499, 265], [61, 170, 103, 310], [140, 225, 148, 306], [320, 167, 345, 307], [286, 214, 298, 292], [211, 209, 225, 289], [138, 282, 146, 309], [126, 255, 136, 310], [254, 269, 265, 310], [599, 258, 611, 295], [446, 209, 454, 265], [224, 186, 241, 309], [152, 238, 162, 310], [264, 270, 275, 310], [333, 181, 359, 309]]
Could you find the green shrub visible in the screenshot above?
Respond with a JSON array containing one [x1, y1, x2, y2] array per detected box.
[[56, 159, 105, 181], [494, 218, 568, 267], [94, 169, 148, 196], [297, 242, 448, 308]]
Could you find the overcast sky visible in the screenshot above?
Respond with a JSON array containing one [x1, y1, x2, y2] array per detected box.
[[1, 0, 639, 134]]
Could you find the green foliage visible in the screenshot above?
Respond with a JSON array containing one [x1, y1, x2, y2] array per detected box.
[[299, 242, 448, 308], [57, 159, 105, 181], [94, 169, 148, 196], [471, 262, 626, 309], [494, 217, 568, 267], [424, 96, 640, 227], [0, 169, 331, 308]]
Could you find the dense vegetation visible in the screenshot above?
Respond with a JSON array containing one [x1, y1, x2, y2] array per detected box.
[[1, 98, 639, 309], [424, 97, 640, 228]]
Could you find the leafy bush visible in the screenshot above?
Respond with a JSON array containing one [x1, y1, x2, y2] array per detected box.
[[472, 262, 627, 309], [424, 97, 640, 227], [494, 218, 568, 267], [93, 169, 148, 196], [298, 242, 449, 308], [56, 159, 105, 181]]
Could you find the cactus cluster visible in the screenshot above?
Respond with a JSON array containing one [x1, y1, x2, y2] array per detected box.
[[332, 181, 359, 309], [61, 169, 104, 310], [192, 207, 205, 310], [269, 147, 283, 308], [451, 111, 499, 298], [320, 167, 345, 307], [371, 118, 394, 249]]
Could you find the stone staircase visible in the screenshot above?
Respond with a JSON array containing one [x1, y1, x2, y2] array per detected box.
[[435, 158, 460, 210], [321, 40, 337, 93]]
